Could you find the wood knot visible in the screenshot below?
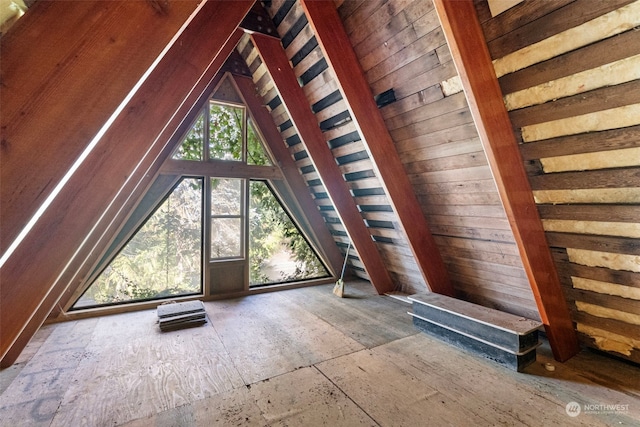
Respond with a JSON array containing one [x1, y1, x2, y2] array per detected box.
[[147, 0, 169, 15]]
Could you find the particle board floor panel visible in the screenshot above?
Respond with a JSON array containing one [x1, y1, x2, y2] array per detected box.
[[122, 366, 377, 427], [203, 291, 366, 385], [1, 280, 639, 426], [278, 281, 417, 348]]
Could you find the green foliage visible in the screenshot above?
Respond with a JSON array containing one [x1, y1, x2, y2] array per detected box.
[[174, 113, 204, 161], [175, 104, 272, 166], [209, 104, 243, 161], [78, 99, 327, 308], [77, 179, 202, 307], [249, 181, 328, 286], [247, 118, 272, 166], [249, 181, 281, 284]]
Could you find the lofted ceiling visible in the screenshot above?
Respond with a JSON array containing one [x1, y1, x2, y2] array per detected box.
[[0, 0, 575, 368], [2, 0, 639, 369]]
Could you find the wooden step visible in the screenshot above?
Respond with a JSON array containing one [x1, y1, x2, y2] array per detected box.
[[408, 293, 542, 372]]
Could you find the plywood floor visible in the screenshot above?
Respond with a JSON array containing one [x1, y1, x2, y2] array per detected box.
[[1, 280, 639, 426]]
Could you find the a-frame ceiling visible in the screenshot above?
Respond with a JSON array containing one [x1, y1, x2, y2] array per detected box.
[[1, 0, 254, 367], [3, 0, 614, 368]]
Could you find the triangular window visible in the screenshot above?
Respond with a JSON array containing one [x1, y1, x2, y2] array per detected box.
[[249, 180, 328, 286], [171, 75, 273, 166], [73, 178, 203, 308], [247, 118, 272, 166], [173, 112, 204, 161], [72, 74, 331, 309]]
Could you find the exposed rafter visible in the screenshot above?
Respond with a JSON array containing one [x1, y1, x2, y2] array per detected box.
[[300, 0, 455, 297], [0, 0, 254, 368], [250, 32, 395, 295], [233, 74, 346, 277], [0, 0, 202, 253], [433, 0, 579, 361]]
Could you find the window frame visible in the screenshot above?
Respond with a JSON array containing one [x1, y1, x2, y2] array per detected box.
[[248, 179, 331, 288], [208, 177, 246, 261], [70, 176, 205, 310]]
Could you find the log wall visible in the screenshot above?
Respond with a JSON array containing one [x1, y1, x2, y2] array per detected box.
[[475, 0, 640, 363]]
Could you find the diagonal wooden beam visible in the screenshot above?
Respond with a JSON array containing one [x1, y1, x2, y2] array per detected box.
[[233, 74, 345, 277], [0, 1, 254, 368], [250, 32, 395, 295], [0, 0, 202, 254], [300, 0, 455, 297], [433, 0, 579, 361]]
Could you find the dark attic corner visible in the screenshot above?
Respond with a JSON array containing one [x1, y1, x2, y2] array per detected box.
[[1, 0, 639, 425]]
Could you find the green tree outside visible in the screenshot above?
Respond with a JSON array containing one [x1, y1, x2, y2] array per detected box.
[[76, 100, 328, 308]]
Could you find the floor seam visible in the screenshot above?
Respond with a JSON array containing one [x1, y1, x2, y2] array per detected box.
[[313, 364, 382, 427]]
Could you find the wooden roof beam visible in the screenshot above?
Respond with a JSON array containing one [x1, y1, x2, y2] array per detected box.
[[233, 74, 346, 277], [0, 0, 202, 253], [0, 1, 254, 368], [300, 0, 455, 297], [250, 33, 395, 294], [433, 0, 579, 361]]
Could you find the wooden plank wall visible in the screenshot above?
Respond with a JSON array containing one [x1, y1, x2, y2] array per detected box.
[[332, 0, 538, 319], [475, 0, 640, 363], [240, 0, 432, 293]]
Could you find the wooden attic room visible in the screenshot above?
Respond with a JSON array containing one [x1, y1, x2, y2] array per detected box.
[[1, 0, 639, 424]]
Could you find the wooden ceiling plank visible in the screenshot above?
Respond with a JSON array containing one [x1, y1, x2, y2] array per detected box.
[[250, 32, 394, 295], [300, 0, 455, 297], [433, 0, 579, 361], [0, 1, 254, 368], [0, 0, 202, 252], [233, 74, 346, 277]]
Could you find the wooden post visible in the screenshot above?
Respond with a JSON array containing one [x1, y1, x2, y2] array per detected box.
[[433, 0, 580, 361], [300, 0, 455, 297], [251, 33, 395, 295]]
